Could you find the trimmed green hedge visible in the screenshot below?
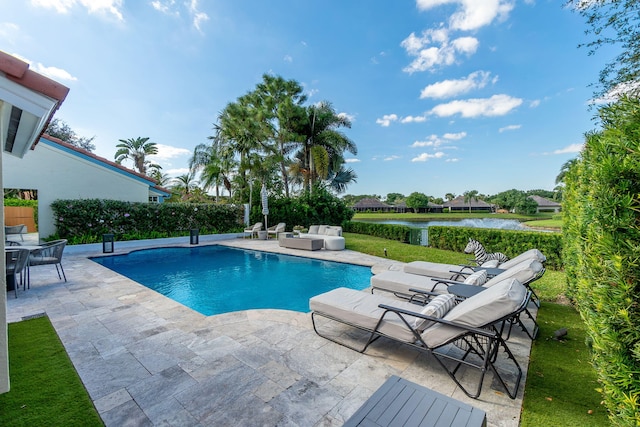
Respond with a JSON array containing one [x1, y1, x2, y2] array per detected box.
[[3, 198, 37, 208], [427, 226, 563, 270], [342, 221, 418, 243], [563, 97, 640, 425], [51, 199, 243, 244]]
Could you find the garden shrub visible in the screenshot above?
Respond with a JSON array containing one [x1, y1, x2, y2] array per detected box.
[[342, 221, 416, 243], [51, 199, 243, 244], [563, 96, 640, 426], [252, 187, 354, 230]]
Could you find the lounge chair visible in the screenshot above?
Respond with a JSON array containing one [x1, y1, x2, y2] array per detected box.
[[243, 222, 263, 239], [28, 239, 67, 282], [403, 248, 546, 280], [310, 278, 530, 399], [266, 222, 286, 239]]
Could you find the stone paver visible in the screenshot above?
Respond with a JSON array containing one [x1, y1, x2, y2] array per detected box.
[[6, 235, 534, 426]]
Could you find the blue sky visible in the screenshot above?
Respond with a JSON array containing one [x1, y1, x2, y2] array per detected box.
[[1, 0, 610, 199]]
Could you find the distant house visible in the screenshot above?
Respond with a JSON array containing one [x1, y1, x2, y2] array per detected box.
[[443, 195, 494, 212], [352, 198, 394, 212], [3, 134, 171, 239], [405, 201, 444, 214], [529, 195, 561, 213]]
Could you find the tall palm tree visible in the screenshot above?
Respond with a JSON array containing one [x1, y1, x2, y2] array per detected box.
[[114, 137, 160, 174], [172, 172, 199, 196], [445, 193, 456, 201], [148, 166, 171, 187], [463, 190, 479, 213], [293, 101, 357, 193]]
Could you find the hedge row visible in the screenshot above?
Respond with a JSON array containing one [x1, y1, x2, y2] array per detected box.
[[342, 221, 418, 243], [563, 97, 640, 425], [51, 199, 243, 244], [426, 226, 563, 270]]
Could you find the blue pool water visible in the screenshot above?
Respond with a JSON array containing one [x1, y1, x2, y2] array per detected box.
[[91, 246, 371, 316]]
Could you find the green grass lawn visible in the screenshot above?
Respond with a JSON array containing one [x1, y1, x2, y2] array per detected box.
[[0, 316, 103, 426], [344, 232, 608, 426]]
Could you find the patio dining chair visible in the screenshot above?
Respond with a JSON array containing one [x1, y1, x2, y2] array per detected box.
[[29, 239, 67, 283], [5, 248, 30, 297], [267, 222, 286, 239]]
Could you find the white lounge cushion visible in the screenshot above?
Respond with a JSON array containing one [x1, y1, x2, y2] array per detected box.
[[499, 249, 546, 269], [422, 278, 528, 348], [479, 259, 500, 268], [308, 225, 320, 234], [411, 294, 456, 330], [310, 288, 424, 343], [463, 270, 487, 286], [483, 259, 543, 288], [325, 227, 341, 236], [371, 271, 448, 295], [317, 225, 328, 235], [403, 261, 461, 279]]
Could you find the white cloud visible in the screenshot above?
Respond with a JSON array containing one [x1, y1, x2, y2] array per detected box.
[[401, 115, 427, 123], [345, 158, 360, 163], [32, 63, 78, 81], [283, 55, 293, 63], [446, 158, 459, 162], [150, 144, 192, 161], [553, 143, 583, 154], [376, 114, 398, 127], [499, 124, 521, 133], [32, 0, 124, 21], [338, 112, 356, 122], [166, 167, 190, 176], [384, 155, 401, 161], [188, 0, 209, 33], [401, 28, 478, 74], [416, 0, 514, 31], [151, 0, 179, 16], [411, 151, 445, 162], [529, 99, 541, 108], [411, 134, 443, 148], [420, 71, 492, 99], [443, 132, 466, 140], [430, 94, 522, 118]]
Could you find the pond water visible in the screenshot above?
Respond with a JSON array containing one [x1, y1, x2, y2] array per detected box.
[[360, 218, 530, 231], [356, 218, 535, 246]]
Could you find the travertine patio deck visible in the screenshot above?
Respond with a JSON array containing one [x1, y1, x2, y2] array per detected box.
[[6, 235, 533, 426]]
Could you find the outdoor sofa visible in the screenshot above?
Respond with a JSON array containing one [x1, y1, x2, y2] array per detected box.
[[298, 225, 345, 250]]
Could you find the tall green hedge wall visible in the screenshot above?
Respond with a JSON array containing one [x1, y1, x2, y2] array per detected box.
[[51, 199, 243, 244], [563, 96, 640, 426]]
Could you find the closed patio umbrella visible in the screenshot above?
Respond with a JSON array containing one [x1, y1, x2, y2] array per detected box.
[[261, 184, 269, 230]]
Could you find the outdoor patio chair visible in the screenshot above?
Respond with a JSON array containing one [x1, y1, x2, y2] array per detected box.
[[5, 224, 27, 241], [243, 222, 263, 239], [29, 239, 67, 282], [310, 278, 530, 399], [267, 222, 286, 239], [5, 248, 30, 297], [403, 248, 546, 281]]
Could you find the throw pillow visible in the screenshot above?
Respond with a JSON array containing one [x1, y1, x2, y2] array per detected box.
[[308, 225, 319, 234], [463, 270, 488, 286], [325, 227, 341, 236], [317, 225, 328, 235], [411, 293, 456, 330]]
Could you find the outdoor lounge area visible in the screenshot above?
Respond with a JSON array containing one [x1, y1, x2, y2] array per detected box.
[[5, 236, 534, 426]]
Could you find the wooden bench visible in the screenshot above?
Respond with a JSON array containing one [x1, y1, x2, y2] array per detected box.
[[278, 237, 323, 251], [344, 375, 487, 427]]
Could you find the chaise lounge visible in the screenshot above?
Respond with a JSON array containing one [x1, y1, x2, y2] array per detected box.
[[310, 278, 531, 399]]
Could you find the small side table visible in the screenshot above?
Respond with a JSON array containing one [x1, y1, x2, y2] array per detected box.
[[448, 284, 486, 299], [344, 375, 486, 426]]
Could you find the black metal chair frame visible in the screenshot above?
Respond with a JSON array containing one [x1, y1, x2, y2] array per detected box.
[[310, 291, 532, 400], [5, 248, 30, 298]]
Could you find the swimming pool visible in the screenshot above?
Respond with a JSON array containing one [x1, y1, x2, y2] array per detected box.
[[91, 245, 372, 315]]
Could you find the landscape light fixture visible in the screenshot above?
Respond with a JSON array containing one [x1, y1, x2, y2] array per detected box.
[[190, 229, 199, 245], [102, 234, 114, 253]]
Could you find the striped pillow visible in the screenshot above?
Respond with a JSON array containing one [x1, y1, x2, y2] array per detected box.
[[412, 293, 456, 330], [464, 270, 488, 286]]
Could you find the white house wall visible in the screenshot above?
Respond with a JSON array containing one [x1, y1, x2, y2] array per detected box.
[[2, 139, 153, 238]]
